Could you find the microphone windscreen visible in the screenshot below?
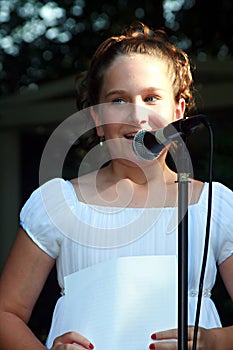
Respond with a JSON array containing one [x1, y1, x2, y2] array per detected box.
[[132, 130, 159, 160]]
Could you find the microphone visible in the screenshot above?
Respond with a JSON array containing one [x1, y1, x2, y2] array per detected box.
[[132, 114, 208, 160]]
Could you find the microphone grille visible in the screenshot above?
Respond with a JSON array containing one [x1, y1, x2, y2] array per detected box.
[[132, 130, 156, 160]]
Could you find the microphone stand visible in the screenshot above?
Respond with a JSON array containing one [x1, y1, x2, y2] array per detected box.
[[133, 114, 207, 350], [176, 136, 190, 350]]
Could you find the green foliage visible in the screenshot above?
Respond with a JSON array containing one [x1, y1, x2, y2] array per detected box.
[[0, 0, 233, 95]]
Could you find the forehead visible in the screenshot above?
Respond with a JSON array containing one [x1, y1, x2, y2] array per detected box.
[[108, 53, 168, 72], [101, 54, 172, 89]]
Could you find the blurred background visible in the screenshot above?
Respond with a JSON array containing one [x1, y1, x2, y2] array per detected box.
[[0, 0, 232, 343]]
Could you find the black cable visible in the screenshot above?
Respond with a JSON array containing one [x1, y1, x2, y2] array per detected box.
[[192, 117, 214, 350]]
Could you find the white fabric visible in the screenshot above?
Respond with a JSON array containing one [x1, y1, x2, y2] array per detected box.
[[19, 178, 233, 347]]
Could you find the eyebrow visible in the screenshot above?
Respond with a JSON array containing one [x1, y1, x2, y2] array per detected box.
[[104, 89, 127, 98]]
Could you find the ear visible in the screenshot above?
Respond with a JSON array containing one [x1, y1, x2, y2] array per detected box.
[[174, 98, 186, 120], [90, 106, 105, 137]]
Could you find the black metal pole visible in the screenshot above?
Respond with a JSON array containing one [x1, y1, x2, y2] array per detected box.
[[177, 138, 190, 350]]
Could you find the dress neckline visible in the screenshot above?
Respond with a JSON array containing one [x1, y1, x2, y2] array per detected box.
[[66, 179, 208, 210]]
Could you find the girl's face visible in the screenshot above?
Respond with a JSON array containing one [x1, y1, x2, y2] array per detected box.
[[91, 54, 185, 163]]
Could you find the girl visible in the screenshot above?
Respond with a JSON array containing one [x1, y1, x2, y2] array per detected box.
[[0, 21, 232, 350]]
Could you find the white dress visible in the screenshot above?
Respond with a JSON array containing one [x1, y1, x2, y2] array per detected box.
[[19, 178, 233, 348]]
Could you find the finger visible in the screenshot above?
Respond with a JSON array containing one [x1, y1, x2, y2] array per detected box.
[[52, 344, 92, 350], [53, 331, 94, 349], [149, 340, 177, 350], [151, 329, 178, 341], [187, 326, 195, 340], [152, 326, 200, 342]]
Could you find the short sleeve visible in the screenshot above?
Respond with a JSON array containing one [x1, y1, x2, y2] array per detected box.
[[210, 183, 233, 265], [19, 178, 73, 259]]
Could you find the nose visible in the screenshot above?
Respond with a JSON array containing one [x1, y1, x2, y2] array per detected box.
[[129, 101, 149, 125]]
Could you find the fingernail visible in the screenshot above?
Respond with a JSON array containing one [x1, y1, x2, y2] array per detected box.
[[151, 333, 157, 340], [89, 343, 94, 349], [149, 344, 155, 349]]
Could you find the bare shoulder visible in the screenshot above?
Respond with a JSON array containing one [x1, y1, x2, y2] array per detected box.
[[70, 169, 104, 203], [71, 170, 98, 186], [70, 165, 117, 205], [190, 179, 205, 204]]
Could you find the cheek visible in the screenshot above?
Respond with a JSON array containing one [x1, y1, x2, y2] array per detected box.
[[102, 124, 119, 138], [148, 110, 174, 130]]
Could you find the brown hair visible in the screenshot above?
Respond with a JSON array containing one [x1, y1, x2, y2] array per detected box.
[[76, 21, 196, 116]]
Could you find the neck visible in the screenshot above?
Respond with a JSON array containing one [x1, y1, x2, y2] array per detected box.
[[94, 157, 178, 208], [104, 155, 177, 186]]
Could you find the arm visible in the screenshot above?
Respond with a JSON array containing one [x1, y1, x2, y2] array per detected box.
[[211, 254, 233, 350], [219, 254, 233, 300], [0, 227, 55, 349], [0, 228, 94, 350]]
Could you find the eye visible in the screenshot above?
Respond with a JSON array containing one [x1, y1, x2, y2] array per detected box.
[[112, 98, 126, 104], [145, 95, 158, 103]]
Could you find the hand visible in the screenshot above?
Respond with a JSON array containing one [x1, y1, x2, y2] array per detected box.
[[149, 326, 215, 350], [51, 331, 94, 350]]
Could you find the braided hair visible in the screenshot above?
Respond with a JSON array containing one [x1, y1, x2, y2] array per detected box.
[[76, 21, 196, 116]]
